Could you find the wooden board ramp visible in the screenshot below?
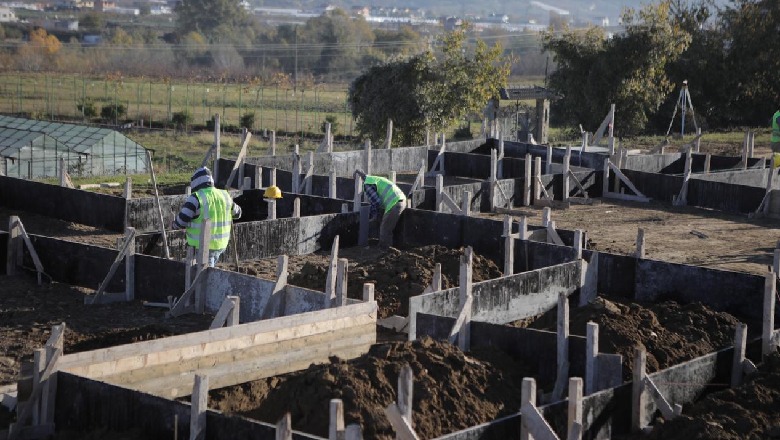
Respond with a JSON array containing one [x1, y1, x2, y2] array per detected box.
[[56, 301, 377, 399]]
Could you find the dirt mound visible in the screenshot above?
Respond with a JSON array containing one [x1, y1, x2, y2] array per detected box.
[[287, 245, 502, 318], [210, 337, 532, 439], [523, 298, 739, 380], [638, 353, 780, 440]]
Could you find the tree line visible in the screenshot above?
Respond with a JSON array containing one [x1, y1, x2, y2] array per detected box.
[[542, 0, 780, 135]]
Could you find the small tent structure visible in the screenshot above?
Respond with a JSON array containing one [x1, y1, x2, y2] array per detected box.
[[0, 116, 148, 179]]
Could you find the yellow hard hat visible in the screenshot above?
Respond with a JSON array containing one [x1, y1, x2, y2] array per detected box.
[[774, 153, 780, 169], [264, 185, 282, 199]]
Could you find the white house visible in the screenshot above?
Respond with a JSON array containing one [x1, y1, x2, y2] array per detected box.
[[0, 6, 18, 22]]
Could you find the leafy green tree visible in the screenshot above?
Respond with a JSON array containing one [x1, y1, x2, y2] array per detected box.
[[80, 13, 103, 32], [349, 26, 509, 146], [542, 1, 691, 135], [175, 0, 248, 41], [719, 0, 780, 125]]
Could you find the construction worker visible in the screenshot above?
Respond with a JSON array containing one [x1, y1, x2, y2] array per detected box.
[[772, 107, 780, 168], [171, 167, 242, 267], [355, 170, 406, 248]]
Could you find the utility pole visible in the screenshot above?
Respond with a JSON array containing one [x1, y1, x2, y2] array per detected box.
[[294, 25, 298, 95]]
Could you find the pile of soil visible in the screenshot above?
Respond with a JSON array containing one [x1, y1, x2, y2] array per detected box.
[[521, 297, 740, 380], [210, 337, 532, 439], [286, 245, 502, 318], [638, 352, 780, 440]]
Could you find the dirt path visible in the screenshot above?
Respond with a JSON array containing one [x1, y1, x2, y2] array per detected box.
[[482, 199, 780, 276]]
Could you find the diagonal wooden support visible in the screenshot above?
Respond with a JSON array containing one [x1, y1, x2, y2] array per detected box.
[[276, 413, 292, 440], [146, 150, 170, 259], [568, 170, 588, 198], [12, 219, 46, 285], [607, 160, 647, 199], [226, 129, 252, 189], [87, 228, 137, 305], [385, 403, 420, 440], [325, 236, 339, 305], [673, 148, 692, 206], [551, 292, 570, 402], [536, 176, 552, 201], [209, 296, 240, 329], [167, 270, 206, 318], [8, 347, 61, 440], [643, 376, 682, 420], [426, 136, 446, 177], [547, 221, 564, 246], [422, 264, 442, 294], [407, 159, 426, 197]]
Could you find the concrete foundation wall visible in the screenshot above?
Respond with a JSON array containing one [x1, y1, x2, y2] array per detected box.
[[56, 372, 323, 440], [136, 212, 360, 261], [0, 175, 126, 231], [693, 168, 780, 189], [408, 261, 582, 339], [0, 231, 7, 275], [634, 259, 769, 321], [687, 178, 765, 213]]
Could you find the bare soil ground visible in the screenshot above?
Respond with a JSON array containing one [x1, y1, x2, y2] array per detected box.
[[221, 244, 502, 318], [2, 161, 779, 437]]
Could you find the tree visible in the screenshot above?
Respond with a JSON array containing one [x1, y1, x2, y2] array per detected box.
[[349, 26, 510, 147], [719, 0, 780, 125], [542, 1, 691, 136], [16, 28, 62, 71], [175, 0, 248, 41]]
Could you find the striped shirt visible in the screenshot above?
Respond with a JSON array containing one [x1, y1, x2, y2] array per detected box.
[[363, 183, 382, 219], [173, 183, 242, 229]]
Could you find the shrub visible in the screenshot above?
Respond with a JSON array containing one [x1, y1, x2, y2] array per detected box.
[[77, 98, 97, 118], [240, 112, 255, 130], [171, 111, 193, 127], [100, 103, 126, 121]]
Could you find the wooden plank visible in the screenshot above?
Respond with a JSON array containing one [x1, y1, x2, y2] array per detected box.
[[15, 222, 44, 279], [209, 296, 237, 330], [603, 191, 651, 203], [547, 223, 564, 246], [384, 404, 420, 440], [643, 376, 675, 420], [226, 130, 252, 189], [276, 414, 292, 440], [128, 332, 375, 398], [88, 229, 137, 305], [146, 151, 170, 259], [607, 161, 647, 199], [329, 399, 345, 440], [62, 318, 375, 378], [190, 375, 208, 440], [521, 403, 559, 440], [441, 193, 463, 215], [167, 270, 206, 317], [60, 301, 378, 370]]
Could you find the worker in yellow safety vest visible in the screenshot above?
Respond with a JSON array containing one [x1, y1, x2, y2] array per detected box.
[[171, 167, 242, 267], [355, 170, 406, 248]]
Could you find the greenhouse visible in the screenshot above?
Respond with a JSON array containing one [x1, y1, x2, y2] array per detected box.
[[0, 116, 148, 179]]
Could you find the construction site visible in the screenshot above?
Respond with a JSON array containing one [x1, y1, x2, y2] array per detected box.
[[1, 106, 780, 440]]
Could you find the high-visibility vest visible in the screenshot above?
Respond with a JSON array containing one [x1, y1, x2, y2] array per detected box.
[[365, 175, 405, 213], [772, 110, 780, 143], [186, 187, 233, 250]]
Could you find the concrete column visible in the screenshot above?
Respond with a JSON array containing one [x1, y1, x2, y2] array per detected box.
[[364, 139, 372, 176], [329, 171, 337, 199], [763, 272, 776, 357], [568, 377, 583, 440], [458, 248, 473, 351], [534, 157, 542, 202], [573, 229, 583, 260], [546, 145, 552, 175], [123, 176, 132, 199], [519, 216, 529, 240], [602, 158, 610, 196], [397, 365, 413, 430], [632, 347, 647, 432], [542, 207, 551, 227], [335, 258, 348, 307], [535, 98, 549, 145], [271, 167, 277, 187], [125, 227, 135, 301], [386, 119, 393, 149], [270, 130, 276, 156], [520, 378, 536, 440], [731, 323, 748, 388], [292, 145, 300, 194], [524, 153, 532, 206], [329, 399, 345, 440], [563, 146, 571, 201], [362, 283, 375, 302], [585, 322, 598, 395], [190, 374, 209, 440], [704, 153, 711, 174], [461, 191, 471, 217], [266, 199, 276, 220], [292, 198, 300, 218], [213, 114, 221, 184], [635, 228, 645, 259], [435, 174, 444, 212], [503, 216, 514, 276]]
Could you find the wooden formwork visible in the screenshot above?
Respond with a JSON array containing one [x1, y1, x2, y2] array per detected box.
[[57, 301, 377, 399]]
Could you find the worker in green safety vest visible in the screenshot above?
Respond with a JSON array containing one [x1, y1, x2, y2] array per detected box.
[[171, 167, 242, 267], [771, 108, 780, 168], [355, 170, 406, 248]]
